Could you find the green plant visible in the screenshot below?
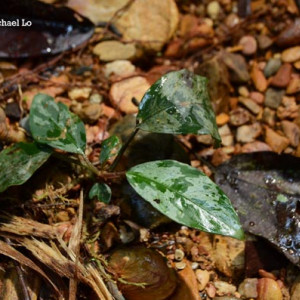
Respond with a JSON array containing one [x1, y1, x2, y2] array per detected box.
[[0, 69, 244, 240]]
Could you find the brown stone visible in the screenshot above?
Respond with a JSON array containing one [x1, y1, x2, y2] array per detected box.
[[265, 127, 289, 153], [115, 0, 179, 51], [239, 35, 257, 55], [251, 63, 268, 92], [282, 46, 300, 63], [216, 113, 229, 125], [277, 19, 300, 47], [239, 97, 262, 115], [262, 108, 276, 127], [270, 63, 292, 88], [287, 74, 300, 94], [241, 141, 271, 153], [250, 91, 264, 104], [257, 278, 283, 300], [236, 123, 262, 143], [277, 96, 299, 119], [281, 120, 300, 147], [229, 108, 250, 126]]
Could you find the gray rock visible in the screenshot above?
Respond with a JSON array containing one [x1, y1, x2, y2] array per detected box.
[[264, 88, 285, 109], [264, 58, 282, 77]]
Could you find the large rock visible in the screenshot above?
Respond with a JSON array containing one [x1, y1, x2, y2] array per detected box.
[[67, 0, 128, 23], [114, 0, 179, 51]]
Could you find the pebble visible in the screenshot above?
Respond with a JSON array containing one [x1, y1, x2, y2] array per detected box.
[[225, 13, 239, 28], [93, 41, 136, 61], [287, 74, 300, 94], [175, 261, 187, 270], [251, 63, 268, 92], [271, 63, 292, 88], [229, 108, 250, 126], [241, 141, 271, 153], [109, 76, 150, 114], [238, 86, 249, 97], [264, 58, 282, 78], [213, 298, 239, 300], [103, 60, 135, 78], [257, 35, 273, 50], [216, 113, 229, 125], [236, 123, 262, 143], [207, 1, 221, 20], [277, 19, 300, 47], [264, 88, 285, 109], [250, 91, 264, 104], [206, 283, 217, 298], [195, 269, 210, 291], [68, 87, 92, 101], [238, 278, 258, 298], [262, 108, 276, 127], [239, 35, 257, 55], [265, 127, 290, 153], [281, 120, 300, 147], [239, 97, 262, 115], [175, 249, 185, 261], [222, 52, 250, 82], [293, 60, 300, 69], [214, 281, 236, 296], [277, 96, 299, 119], [282, 46, 300, 63], [257, 278, 283, 300]]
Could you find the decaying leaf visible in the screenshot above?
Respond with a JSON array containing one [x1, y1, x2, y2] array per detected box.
[[0, 0, 94, 58], [215, 152, 300, 267]]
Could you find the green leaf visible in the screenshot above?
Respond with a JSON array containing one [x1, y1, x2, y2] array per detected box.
[[0, 142, 52, 192], [29, 94, 86, 154], [89, 183, 111, 203], [100, 135, 122, 166], [137, 69, 221, 147], [126, 160, 244, 239]]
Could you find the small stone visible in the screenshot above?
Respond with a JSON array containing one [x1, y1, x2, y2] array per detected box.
[[238, 86, 249, 97], [89, 93, 103, 104], [222, 52, 250, 82], [265, 127, 290, 153], [81, 103, 102, 123], [262, 108, 276, 127], [213, 297, 239, 300], [206, 283, 217, 298], [257, 278, 283, 300], [230, 108, 250, 126], [239, 97, 262, 115], [175, 261, 187, 270], [196, 134, 213, 145], [236, 123, 262, 143], [251, 63, 268, 92], [93, 41, 136, 61], [195, 269, 210, 291], [264, 88, 285, 109], [264, 58, 282, 78], [225, 13, 239, 28], [281, 121, 300, 147], [191, 262, 199, 270], [216, 113, 229, 125], [239, 35, 257, 55], [282, 46, 300, 63], [238, 278, 258, 298], [294, 60, 300, 69], [212, 148, 230, 166], [277, 19, 300, 47], [207, 1, 221, 20], [277, 96, 299, 119], [103, 60, 135, 78], [109, 76, 150, 114], [250, 91, 264, 104], [219, 125, 234, 146], [257, 35, 273, 50], [68, 87, 92, 101], [174, 249, 185, 261], [271, 63, 292, 88], [241, 141, 271, 153], [214, 281, 236, 296], [287, 74, 300, 94]]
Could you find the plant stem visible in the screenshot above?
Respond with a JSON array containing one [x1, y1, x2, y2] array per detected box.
[[82, 154, 99, 176], [109, 128, 139, 171]]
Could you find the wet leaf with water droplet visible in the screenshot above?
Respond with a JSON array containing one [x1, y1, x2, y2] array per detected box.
[[215, 152, 300, 267], [137, 69, 221, 147], [0, 142, 52, 192], [126, 160, 244, 239], [29, 94, 86, 155]]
